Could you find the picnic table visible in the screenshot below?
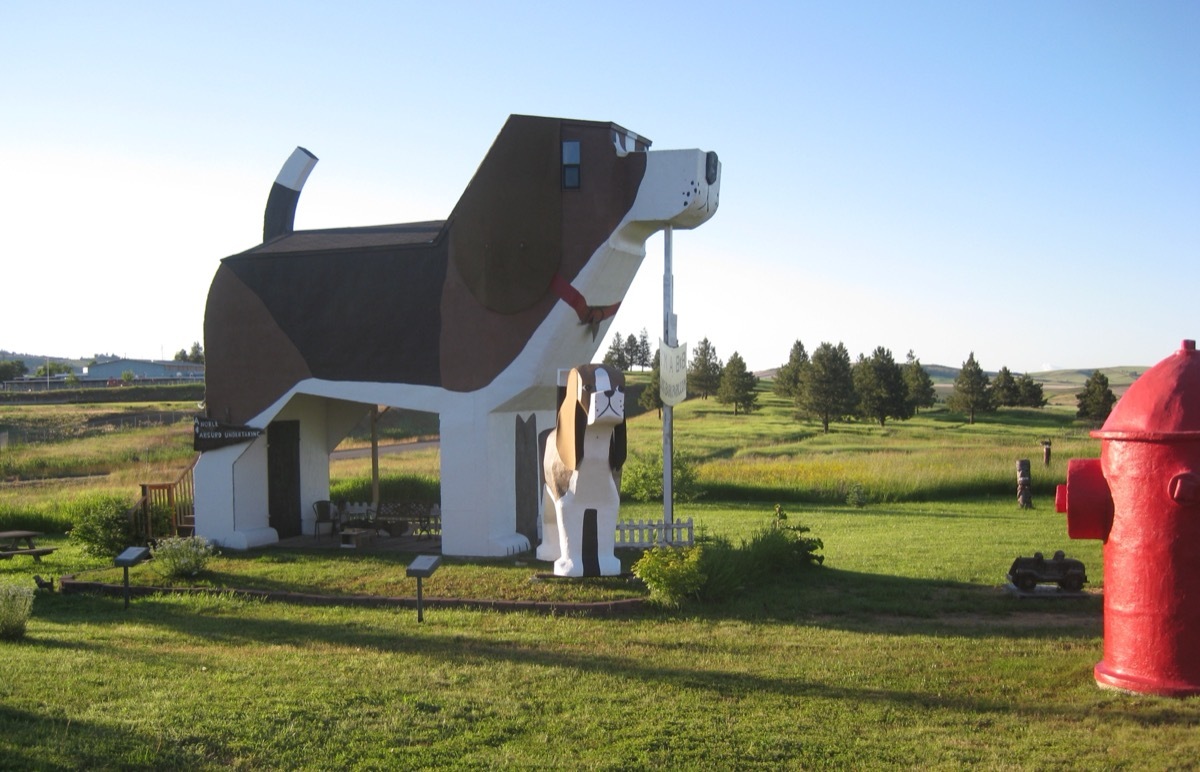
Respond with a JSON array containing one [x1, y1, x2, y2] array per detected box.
[[374, 503, 441, 540], [0, 530, 57, 562]]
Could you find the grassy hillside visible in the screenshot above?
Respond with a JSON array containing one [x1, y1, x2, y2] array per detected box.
[[626, 379, 1095, 504]]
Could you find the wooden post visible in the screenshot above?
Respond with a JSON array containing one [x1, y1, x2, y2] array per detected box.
[[371, 406, 380, 511], [1017, 459, 1032, 509]]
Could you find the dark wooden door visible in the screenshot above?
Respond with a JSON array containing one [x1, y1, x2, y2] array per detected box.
[[267, 420, 301, 538]]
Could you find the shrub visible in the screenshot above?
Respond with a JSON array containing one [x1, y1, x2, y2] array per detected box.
[[632, 545, 706, 608], [68, 494, 140, 558], [693, 532, 743, 602], [686, 506, 825, 605], [740, 526, 824, 584], [151, 536, 216, 579], [765, 504, 825, 569], [330, 474, 439, 505], [0, 584, 34, 640], [846, 483, 869, 508], [621, 451, 702, 503]]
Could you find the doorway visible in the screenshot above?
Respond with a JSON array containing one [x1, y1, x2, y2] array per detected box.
[[268, 420, 301, 538]]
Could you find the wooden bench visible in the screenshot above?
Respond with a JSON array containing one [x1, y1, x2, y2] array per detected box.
[[0, 547, 57, 562]]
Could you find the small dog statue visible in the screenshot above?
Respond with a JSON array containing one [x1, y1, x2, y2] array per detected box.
[[538, 364, 626, 577]]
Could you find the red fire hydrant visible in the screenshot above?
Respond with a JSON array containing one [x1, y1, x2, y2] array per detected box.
[[1056, 340, 1200, 696]]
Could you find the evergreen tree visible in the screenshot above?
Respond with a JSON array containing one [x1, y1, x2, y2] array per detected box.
[[188, 342, 205, 364], [636, 328, 652, 371], [717, 351, 759, 415], [773, 340, 808, 398], [1076, 370, 1117, 422], [623, 334, 639, 371], [992, 366, 1020, 407], [799, 341, 856, 433], [1016, 373, 1046, 407], [947, 352, 993, 424], [602, 332, 628, 370], [852, 346, 910, 427], [687, 338, 722, 399], [903, 350, 937, 414], [639, 349, 664, 418]]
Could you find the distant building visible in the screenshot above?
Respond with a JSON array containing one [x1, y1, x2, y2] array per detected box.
[[82, 358, 204, 382], [1, 358, 204, 392]]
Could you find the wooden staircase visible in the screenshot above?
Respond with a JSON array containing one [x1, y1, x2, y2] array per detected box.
[[132, 456, 198, 539]]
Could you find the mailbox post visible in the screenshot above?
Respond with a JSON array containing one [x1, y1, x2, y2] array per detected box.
[[114, 546, 151, 609], [406, 555, 441, 623]]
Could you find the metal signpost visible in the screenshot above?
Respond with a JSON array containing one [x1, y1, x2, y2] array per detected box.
[[406, 554, 442, 622], [662, 227, 675, 540], [114, 546, 151, 609]]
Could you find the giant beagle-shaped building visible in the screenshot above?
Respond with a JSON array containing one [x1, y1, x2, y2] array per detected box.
[[196, 114, 719, 556]]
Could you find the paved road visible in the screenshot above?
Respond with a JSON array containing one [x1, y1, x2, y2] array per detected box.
[[330, 439, 440, 460]]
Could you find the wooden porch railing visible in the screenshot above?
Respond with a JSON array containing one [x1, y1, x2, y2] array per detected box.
[[131, 455, 198, 540]]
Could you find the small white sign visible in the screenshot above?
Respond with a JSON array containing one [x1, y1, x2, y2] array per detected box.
[[660, 340, 688, 406]]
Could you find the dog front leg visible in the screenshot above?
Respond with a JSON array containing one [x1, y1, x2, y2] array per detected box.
[[536, 484, 562, 562], [439, 411, 531, 557]]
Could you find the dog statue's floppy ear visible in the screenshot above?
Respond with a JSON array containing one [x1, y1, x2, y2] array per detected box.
[[600, 365, 627, 470], [556, 367, 583, 471], [610, 417, 627, 470]]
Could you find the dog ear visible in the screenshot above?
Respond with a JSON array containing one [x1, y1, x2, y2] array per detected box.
[[448, 116, 562, 314], [601, 365, 627, 470], [556, 368, 582, 470], [609, 420, 627, 470]]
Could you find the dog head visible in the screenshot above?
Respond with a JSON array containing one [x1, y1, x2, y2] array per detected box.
[[554, 364, 627, 472]]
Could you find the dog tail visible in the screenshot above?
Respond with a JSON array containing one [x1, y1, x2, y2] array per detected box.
[[263, 146, 318, 242]]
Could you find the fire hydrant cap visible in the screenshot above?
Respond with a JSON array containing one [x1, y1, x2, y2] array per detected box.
[[1094, 340, 1200, 441]]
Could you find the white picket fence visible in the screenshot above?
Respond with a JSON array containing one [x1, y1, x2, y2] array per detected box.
[[334, 503, 693, 549], [614, 518, 694, 548]]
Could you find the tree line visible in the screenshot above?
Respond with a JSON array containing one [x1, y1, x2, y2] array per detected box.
[[605, 334, 761, 418], [941, 352, 1117, 424], [174, 342, 205, 364], [771, 341, 937, 432], [602, 329, 653, 372], [604, 330, 1119, 431]]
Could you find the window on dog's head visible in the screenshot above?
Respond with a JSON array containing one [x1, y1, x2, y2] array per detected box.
[[562, 141, 580, 189]]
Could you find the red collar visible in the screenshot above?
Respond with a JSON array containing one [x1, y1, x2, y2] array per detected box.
[[550, 274, 621, 332]]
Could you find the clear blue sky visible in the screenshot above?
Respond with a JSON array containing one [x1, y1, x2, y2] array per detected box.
[[2, 1, 1196, 374]]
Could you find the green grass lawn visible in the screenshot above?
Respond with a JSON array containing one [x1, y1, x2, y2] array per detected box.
[[3, 393, 1199, 768]]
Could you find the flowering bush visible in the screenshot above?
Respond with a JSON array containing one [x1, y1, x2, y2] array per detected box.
[[151, 536, 216, 579], [0, 584, 34, 640]]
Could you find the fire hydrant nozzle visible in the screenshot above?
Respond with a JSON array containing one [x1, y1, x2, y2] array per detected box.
[[1055, 458, 1113, 541]]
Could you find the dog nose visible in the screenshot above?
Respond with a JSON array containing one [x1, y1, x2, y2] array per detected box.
[[705, 152, 719, 186]]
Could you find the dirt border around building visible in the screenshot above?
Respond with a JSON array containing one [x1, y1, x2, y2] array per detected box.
[[58, 575, 647, 616]]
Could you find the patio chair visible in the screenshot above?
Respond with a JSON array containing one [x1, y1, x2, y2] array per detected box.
[[312, 500, 338, 539]]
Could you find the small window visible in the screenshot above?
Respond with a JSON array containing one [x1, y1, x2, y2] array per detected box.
[[562, 140, 580, 189]]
